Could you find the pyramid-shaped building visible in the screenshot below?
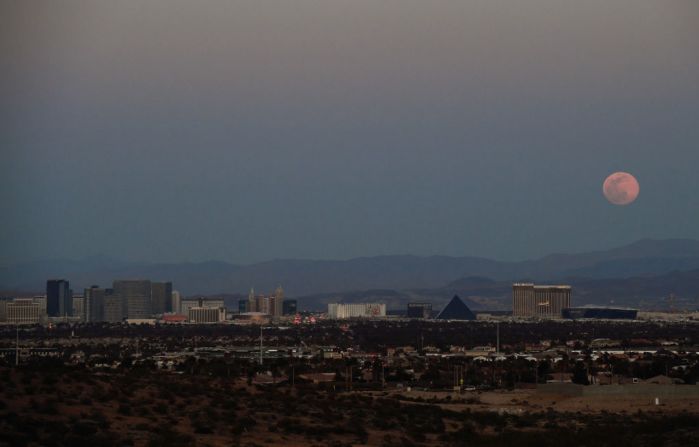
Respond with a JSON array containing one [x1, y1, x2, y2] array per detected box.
[[436, 295, 476, 320]]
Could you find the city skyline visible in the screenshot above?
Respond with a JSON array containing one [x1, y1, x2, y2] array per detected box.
[[3, 3, 699, 445]]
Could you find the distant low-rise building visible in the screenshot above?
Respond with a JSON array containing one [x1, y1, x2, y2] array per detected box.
[[188, 306, 226, 323], [327, 303, 386, 319], [125, 318, 157, 325], [298, 372, 336, 384], [7, 299, 42, 325], [407, 302, 432, 319], [563, 306, 637, 320], [162, 313, 188, 324], [181, 298, 225, 316], [233, 312, 270, 325]]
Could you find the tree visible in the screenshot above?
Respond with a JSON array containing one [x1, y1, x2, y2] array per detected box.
[[572, 362, 589, 385]]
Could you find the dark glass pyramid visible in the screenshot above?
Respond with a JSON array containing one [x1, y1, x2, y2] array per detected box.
[[436, 295, 476, 320]]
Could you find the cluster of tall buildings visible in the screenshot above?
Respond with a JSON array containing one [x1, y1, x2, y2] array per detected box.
[[17, 279, 177, 323], [239, 286, 297, 317], [81, 280, 174, 322], [1, 279, 303, 325]]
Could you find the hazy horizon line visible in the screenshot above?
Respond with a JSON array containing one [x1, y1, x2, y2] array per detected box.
[[4, 236, 696, 268]]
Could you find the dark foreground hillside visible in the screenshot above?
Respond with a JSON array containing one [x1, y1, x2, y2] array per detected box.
[[1, 366, 698, 447]]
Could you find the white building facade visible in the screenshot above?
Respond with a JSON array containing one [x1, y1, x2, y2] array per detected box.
[[188, 306, 226, 323], [7, 299, 43, 325], [327, 303, 386, 319]]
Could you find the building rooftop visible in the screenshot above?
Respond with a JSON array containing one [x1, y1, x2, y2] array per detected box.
[[513, 283, 571, 289]]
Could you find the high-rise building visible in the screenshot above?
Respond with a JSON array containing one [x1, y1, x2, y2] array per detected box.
[[407, 302, 432, 319], [46, 279, 71, 317], [72, 295, 85, 321], [114, 280, 152, 319], [327, 303, 386, 319], [238, 299, 248, 313], [171, 290, 182, 314], [512, 283, 571, 319], [151, 282, 173, 315], [272, 286, 284, 317], [85, 286, 106, 322], [254, 294, 268, 314], [103, 289, 123, 322], [282, 299, 297, 315], [247, 287, 256, 313]]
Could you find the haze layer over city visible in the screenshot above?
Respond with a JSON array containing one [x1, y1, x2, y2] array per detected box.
[[2, 1, 699, 446]]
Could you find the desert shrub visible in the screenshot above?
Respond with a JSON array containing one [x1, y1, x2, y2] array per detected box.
[[117, 403, 131, 415], [71, 421, 99, 437], [38, 399, 58, 415], [193, 421, 214, 434], [152, 402, 167, 414], [406, 425, 426, 442]]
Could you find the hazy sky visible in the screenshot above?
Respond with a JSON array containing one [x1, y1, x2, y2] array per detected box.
[[2, 0, 699, 265]]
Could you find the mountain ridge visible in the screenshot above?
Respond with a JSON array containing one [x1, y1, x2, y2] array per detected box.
[[2, 238, 699, 298]]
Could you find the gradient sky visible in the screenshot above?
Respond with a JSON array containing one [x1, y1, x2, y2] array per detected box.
[[2, 0, 699, 265]]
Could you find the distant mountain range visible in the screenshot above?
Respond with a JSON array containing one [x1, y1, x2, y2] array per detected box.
[[2, 239, 699, 311]]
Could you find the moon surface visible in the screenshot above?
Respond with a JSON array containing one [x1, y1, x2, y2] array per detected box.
[[603, 172, 640, 205]]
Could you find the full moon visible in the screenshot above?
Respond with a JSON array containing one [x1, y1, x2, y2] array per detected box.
[[603, 172, 640, 205]]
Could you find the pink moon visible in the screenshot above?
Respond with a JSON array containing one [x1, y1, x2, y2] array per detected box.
[[603, 172, 640, 205]]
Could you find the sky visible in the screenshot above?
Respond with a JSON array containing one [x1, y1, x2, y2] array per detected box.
[[2, 0, 699, 265]]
